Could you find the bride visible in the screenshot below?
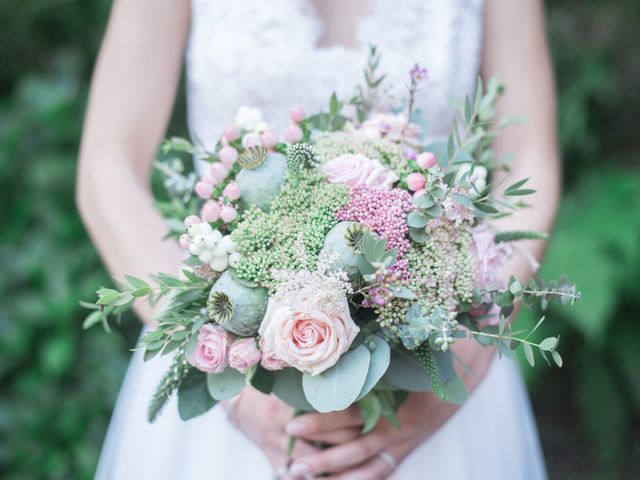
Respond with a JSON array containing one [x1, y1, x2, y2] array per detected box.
[[77, 0, 558, 478]]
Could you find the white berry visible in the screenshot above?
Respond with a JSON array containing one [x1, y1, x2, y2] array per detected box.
[[210, 256, 229, 272], [228, 252, 242, 268]]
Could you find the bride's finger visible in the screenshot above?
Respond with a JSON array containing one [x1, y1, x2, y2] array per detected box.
[[296, 426, 362, 445], [286, 406, 364, 437], [288, 432, 388, 476], [323, 455, 394, 480]]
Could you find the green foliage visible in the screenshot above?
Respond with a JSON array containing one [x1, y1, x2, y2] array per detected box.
[[302, 345, 371, 413]]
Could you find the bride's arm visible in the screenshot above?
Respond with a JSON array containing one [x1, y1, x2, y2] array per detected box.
[[285, 0, 559, 477], [76, 0, 189, 322]]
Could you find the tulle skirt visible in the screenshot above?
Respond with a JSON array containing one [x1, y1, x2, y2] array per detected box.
[[96, 346, 547, 480]]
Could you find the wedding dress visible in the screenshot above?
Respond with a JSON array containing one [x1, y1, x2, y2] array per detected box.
[[96, 1, 548, 478]]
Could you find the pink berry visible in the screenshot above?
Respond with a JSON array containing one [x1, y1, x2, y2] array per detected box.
[[179, 234, 192, 249], [289, 106, 306, 124], [260, 131, 278, 149], [223, 182, 241, 201], [242, 134, 261, 149], [195, 181, 214, 199], [220, 205, 237, 223], [219, 146, 238, 167], [201, 200, 221, 222], [406, 172, 426, 192], [283, 125, 303, 143], [184, 215, 201, 227], [416, 152, 437, 169], [202, 171, 219, 186], [413, 188, 426, 199], [223, 125, 240, 142], [209, 163, 230, 182]]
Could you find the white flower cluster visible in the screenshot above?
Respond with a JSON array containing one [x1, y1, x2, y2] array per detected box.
[[234, 106, 271, 148], [187, 222, 241, 272], [271, 251, 353, 315]]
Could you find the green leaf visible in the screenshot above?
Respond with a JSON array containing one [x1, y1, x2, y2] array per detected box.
[[382, 348, 454, 391], [272, 368, 314, 411], [409, 227, 428, 243], [177, 369, 217, 420], [124, 275, 149, 290], [302, 345, 371, 413], [250, 367, 275, 394], [412, 194, 435, 209], [97, 291, 120, 305], [82, 311, 102, 330], [131, 286, 152, 297], [329, 92, 340, 116], [523, 342, 535, 367], [207, 367, 246, 400], [357, 336, 391, 400], [551, 350, 563, 367], [442, 371, 468, 404], [358, 393, 383, 433], [407, 211, 428, 229], [539, 337, 558, 351]]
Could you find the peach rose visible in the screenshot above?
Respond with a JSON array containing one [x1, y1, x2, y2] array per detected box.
[[258, 298, 359, 375], [187, 324, 233, 373], [323, 154, 398, 190], [228, 337, 262, 372]]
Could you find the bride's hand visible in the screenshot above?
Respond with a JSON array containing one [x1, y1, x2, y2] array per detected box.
[[228, 387, 363, 477], [285, 392, 456, 479], [226, 387, 317, 475], [287, 341, 496, 479]]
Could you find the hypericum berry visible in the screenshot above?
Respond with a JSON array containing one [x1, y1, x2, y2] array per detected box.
[[407, 172, 426, 192], [283, 125, 303, 143], [219, 146, 238, 167], [289, 106, 306, 124], [210, 163, 230, 183], [223, 125, 240, 142], [195, 181, 214, 199], [222, 182, 241, 201], [201, 200, 221, 222], [184, 215, 201, 228], [261, 131, 278, 149], [417, 152, 437, 169], [220, 206, 237, 223]]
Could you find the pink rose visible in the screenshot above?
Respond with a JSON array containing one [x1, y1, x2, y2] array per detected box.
[[360, 113, 422, 149], [188, 324, 233, 373], [258, 298, 359, 376], [228, 337, 262, 372], [259, 337, 287, 371], [323, 154, 399, 190]]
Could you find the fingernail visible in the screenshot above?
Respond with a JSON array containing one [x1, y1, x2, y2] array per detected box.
[[285, 422, 305, 435], [289, 463, 311, 476]]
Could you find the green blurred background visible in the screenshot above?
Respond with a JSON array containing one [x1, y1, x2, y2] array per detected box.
[[1, 1, 639, 479]]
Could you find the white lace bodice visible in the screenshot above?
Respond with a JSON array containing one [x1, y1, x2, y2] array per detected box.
[[186, 0, 485, 149]]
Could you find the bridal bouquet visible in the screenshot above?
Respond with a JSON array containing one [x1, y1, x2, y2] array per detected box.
[[84, 48, 579, 429]]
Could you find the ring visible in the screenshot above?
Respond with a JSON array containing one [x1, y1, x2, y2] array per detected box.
[[378, 450, 398, 470]]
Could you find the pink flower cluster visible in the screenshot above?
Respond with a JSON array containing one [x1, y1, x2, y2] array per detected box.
[[188, 324, 264, 374], [336, 185, 414, 276]]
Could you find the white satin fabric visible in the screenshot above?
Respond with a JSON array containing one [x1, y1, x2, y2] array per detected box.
[[96, 1, 548, 478]]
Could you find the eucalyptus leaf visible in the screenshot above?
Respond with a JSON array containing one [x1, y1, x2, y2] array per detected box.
[[523, 342, 535, 367], [357, 336, 391, 400], [358, 393, 383, 433], [272, 368, 314, 411], [302, 345, 371, 413], [207, 367, 246, 401], [382, 348, 454, 391], [442, 371, 468, 404], [178, 369, 217, 420]]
